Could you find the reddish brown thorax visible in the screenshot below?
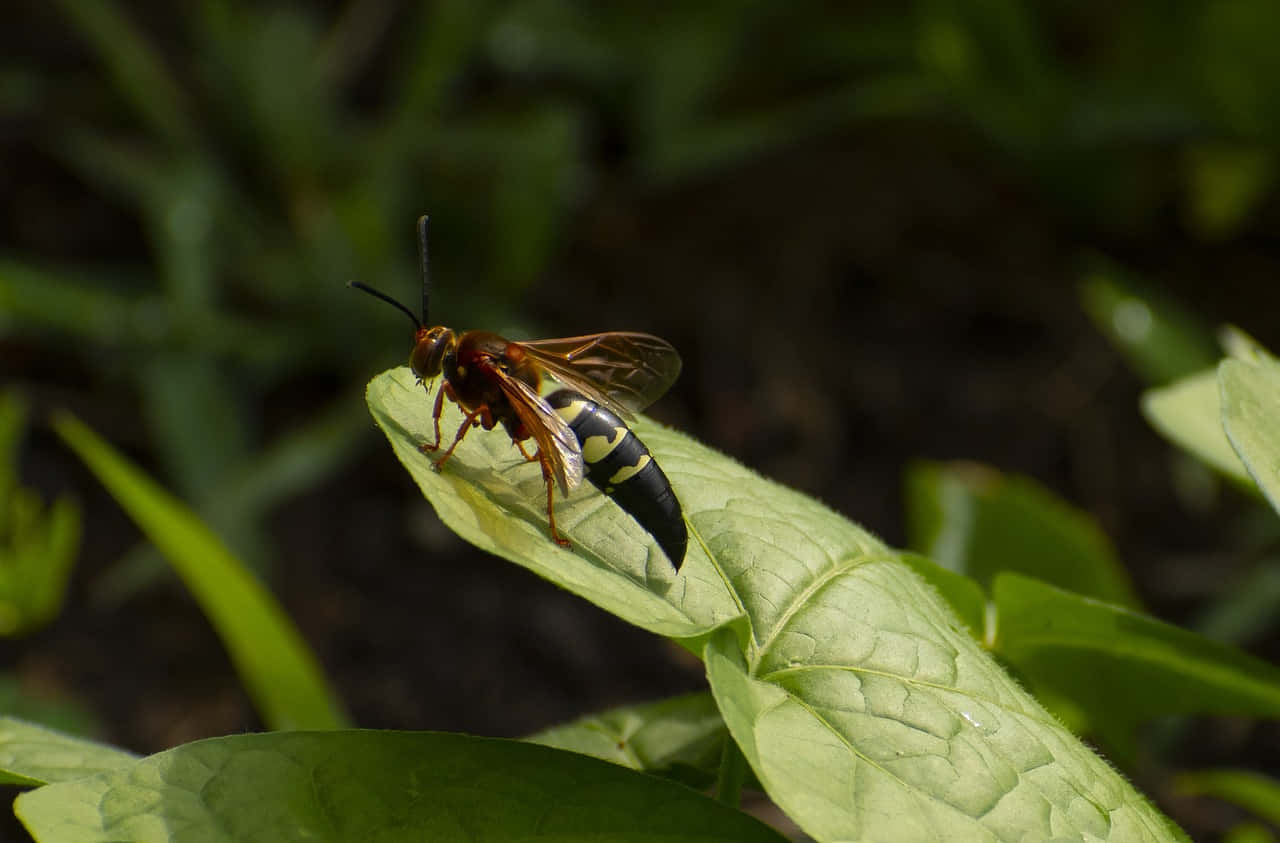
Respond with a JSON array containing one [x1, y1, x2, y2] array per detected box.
[[451, 332, 541, 390]]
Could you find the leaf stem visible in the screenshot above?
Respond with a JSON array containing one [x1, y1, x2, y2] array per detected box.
[[715, 734, 747, 808]]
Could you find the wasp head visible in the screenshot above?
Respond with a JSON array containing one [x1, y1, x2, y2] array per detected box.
[[410, 326, 456, 380]]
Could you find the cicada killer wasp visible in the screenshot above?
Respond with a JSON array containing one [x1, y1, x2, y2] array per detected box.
[[351, 216, 687, 569]]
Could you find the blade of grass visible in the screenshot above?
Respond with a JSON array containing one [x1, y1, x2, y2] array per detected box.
[[52, 412, 348, 731]]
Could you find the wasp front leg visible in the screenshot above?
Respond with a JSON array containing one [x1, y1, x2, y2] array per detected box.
[[420, 380, 454, 454], [430, 403, 497, 473]]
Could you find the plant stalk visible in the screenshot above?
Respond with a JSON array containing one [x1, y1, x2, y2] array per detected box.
[[715, 735, 747, 808]]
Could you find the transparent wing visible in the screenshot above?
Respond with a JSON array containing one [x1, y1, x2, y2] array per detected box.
[[493, 371, 584, 495], [521, 332, 681, 418]]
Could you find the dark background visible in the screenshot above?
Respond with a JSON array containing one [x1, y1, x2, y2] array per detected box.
[[3, 0, 1280, 837]]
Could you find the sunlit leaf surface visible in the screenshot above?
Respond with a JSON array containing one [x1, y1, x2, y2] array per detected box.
[[1143, 369, 1251, 483], [369, 366, 1183, 842], [1220, 353, 1280, 516], [0, 717, 135, 787]]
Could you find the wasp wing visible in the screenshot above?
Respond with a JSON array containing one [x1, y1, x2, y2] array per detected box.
[[492, 371, 584, 496], [521, 332, 681, 418]]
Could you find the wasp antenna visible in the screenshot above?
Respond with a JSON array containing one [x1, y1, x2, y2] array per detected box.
[[417, 214, 431, 326], [348, 280, 422, 332]]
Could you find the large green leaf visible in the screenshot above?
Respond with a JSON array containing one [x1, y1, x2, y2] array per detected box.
[[705, 589, 1177, 842], [367, 367, 1182, 842], [15, 730, 789, 843], [0, 717, 136, 787], [52, 413, 347, 731]]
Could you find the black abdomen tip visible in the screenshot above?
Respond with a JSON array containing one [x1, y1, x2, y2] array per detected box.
[[547, 389, 687, 569]]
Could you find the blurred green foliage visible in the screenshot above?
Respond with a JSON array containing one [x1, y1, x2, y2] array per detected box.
[[3, 0, 1280, 592], [0, 392, 94, 737], [1176, 768, 1280, 832], [1081, 262, 1219, 387], [0, 6, 1278, 837], [0, 392, 79, 636], [905, 459, 1139, 607]]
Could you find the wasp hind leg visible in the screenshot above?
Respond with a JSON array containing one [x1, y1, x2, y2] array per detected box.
[[536, 453, 570, 548], [513, 438, 568, 547]]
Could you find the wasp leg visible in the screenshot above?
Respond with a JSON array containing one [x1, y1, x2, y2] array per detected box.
[[431, 408, 482, 471], [538, 453, 570, 547], [516, 438, 566, 545], [420, 382, 452, 454], [514, 439, 538, 462]]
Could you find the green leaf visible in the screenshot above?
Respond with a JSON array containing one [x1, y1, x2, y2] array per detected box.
[[1220, 325, 1272, 362], [993, 574, 1280, 757], [366, 367, 884, 640], [705, 623, 1179, 842], [51, 412, 348, 731], [527, 692, 728, 786], [15, 730, 790, 843], [1220, 353, 1280, 516], [0, 717, 136, 787], [1175, 768, 1280, 826], [905, 460, 1139, 607], [367, 367, 1183, 841], [897, 551, 987, 637], [1142, 368, 1252, 484]]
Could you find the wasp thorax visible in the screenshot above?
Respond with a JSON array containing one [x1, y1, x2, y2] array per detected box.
[[410, 326, 456, 379]]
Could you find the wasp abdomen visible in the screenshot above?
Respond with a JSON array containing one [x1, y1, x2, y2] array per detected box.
[[547, 389, 687, 569]]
